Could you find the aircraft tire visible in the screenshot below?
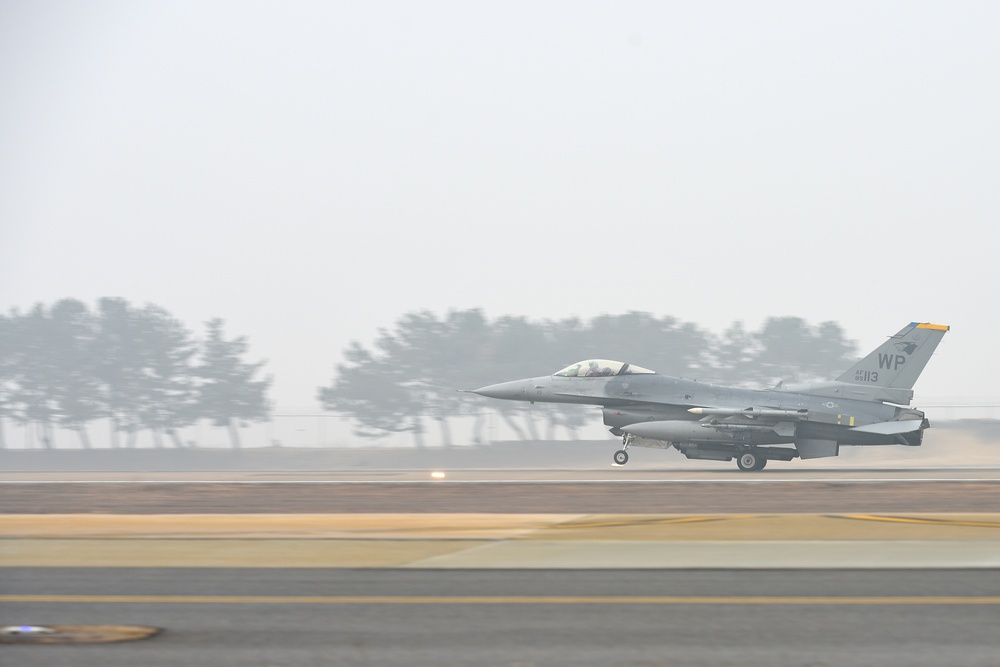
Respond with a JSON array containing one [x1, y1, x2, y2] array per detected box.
[[754, 457, 768, 471], [613, 450, 629, 465], [736, 451, 760, 472]]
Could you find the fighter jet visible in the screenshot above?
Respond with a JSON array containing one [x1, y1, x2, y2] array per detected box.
[[472, 322, 949, 471]]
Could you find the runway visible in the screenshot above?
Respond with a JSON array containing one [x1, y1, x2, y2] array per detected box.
[[4, 477, 1000, 513], [3, 511, 999, 569], [5, 465, 1000, 482], [4, 568, 1000, 666], [4, 470, 1000, 569], [3, 461, 999, 665]]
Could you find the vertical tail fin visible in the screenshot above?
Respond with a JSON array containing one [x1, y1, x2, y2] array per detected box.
[[836, 322, 949, 391]]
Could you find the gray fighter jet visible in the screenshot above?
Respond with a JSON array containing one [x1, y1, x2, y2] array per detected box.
[[472, 322, 949, 471]]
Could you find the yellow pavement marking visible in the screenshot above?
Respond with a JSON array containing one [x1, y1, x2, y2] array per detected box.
[[839, 514, 1000, 529], [0, 514, 578, 540], [7, 513, 1000, 541], [551, 516, 725, 530], [4, 514, 1000, 567], [523, 513, 1000, 541], [0, 539, 485, 568], [3, 594, 999, 605]]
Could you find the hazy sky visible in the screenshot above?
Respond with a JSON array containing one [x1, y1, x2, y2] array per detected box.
[[2, 1, 997, 408]]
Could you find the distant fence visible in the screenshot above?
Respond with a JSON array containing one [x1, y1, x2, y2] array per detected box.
[[0, 408, 608, 450], [2, 401, 999, 449]]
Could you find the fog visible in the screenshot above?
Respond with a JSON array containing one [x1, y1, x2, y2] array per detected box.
[[2, 1, 998, 411]]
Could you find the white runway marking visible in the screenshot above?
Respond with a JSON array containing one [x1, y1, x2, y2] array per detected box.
[[2, 478, 1000, 485]]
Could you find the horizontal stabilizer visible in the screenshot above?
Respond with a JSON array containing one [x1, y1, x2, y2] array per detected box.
[[850, 420, 923, 435]]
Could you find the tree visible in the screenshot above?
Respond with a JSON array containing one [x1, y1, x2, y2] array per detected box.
[[752, 317, 857, 386], [375, 312, 453, 446], [133, 305, 198, 448], [483, 315, 561, 441], [92, 299, 201, 448], [0, 312, 11, 449], [46, 299, 103, 448], [318, 310, 861, 443], [6, 304, 63, 448], [5, 300, 114, 449], [583, 312, 711, 378], [439, 310, 504, 444], [92, 298, 147, 448], [710, 321, 761, 386], [195, 319, 272, 448], [808, 321, 858, 378], [319, 310, 507, 447], [318, 342, 426, 445]]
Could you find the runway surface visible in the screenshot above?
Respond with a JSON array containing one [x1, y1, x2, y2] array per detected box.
[[5, 465, 1000, 482], [3, 512, 1000, 569], [4, 478, 1000, 513], [4, 463, 999, 665], [4, 568, 1000, 667]]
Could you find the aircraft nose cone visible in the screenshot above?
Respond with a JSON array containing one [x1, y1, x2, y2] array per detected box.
[[471, 379, 531, 401]]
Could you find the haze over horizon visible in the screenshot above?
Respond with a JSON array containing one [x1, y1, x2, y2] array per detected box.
[[2, 1, 996, 408]]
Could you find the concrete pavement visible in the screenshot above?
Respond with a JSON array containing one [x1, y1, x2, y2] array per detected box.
[[3, 513, 999, 568]]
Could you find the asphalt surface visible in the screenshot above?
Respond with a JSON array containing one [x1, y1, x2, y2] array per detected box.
[[3, 568, 1000, 666], [5, 453, 1000, 665], [4, 479, 1000, 513]]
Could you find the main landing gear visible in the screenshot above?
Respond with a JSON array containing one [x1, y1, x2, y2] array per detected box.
[[736, 449, 767, 472], [613, 434, 631, 465]]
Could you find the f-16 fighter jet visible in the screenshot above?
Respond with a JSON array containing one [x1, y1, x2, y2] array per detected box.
[[472, 322, 949, 471]]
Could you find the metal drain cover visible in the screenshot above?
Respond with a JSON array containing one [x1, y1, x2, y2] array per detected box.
[[0, 625, 161, 644]]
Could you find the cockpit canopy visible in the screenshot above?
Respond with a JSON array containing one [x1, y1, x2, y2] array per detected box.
[[553, 359, 656, 378]]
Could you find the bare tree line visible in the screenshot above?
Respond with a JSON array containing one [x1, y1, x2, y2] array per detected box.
[[0, 298, 271, 449], [0, 302, 859, 449], [317, 310, 858, 447]]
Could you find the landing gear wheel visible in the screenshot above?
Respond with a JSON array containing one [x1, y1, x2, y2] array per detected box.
[[613, 449, 629, 465], [754, 457, 768, 471], [737, 450, 760, 472]]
